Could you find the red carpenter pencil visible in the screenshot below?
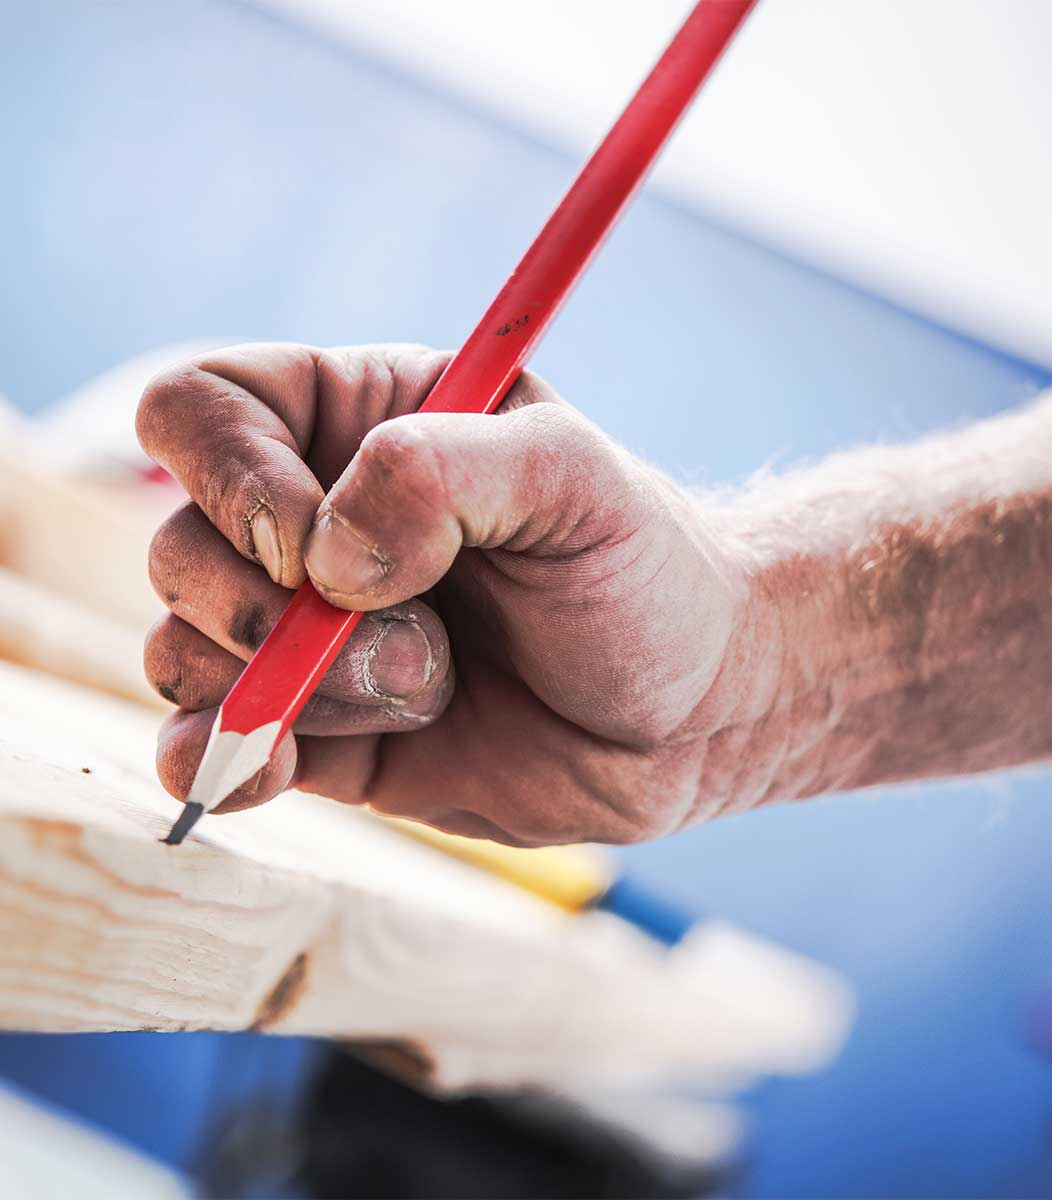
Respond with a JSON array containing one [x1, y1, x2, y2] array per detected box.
[[164, 0, 757, 844]]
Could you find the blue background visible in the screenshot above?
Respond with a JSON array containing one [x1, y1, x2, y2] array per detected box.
[[2, 1, 1051, 1195]]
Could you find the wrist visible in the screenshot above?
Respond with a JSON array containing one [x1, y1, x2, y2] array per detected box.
[[688, 504, 897, 820]]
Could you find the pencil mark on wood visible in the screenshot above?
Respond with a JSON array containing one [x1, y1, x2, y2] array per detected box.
[[229, 602, 268, 651], [80, 766, 92, 775], [252, 952, 309, 1029]]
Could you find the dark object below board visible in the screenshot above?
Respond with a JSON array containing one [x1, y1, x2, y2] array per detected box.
[[197, 1048, 732, 1200]]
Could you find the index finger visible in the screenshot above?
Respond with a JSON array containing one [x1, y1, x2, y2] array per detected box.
[[136, 342, 325, 588]]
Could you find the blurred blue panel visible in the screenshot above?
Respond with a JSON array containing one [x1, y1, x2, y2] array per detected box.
[[0, 1031, 314, 1173], [1, 1, 1050, 1195]]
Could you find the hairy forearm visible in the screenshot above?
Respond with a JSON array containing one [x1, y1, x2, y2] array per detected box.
[[696, 392, 1052, 817]]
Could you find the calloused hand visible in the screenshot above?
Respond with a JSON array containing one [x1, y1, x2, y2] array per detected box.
[[137, 342, 756, 846]]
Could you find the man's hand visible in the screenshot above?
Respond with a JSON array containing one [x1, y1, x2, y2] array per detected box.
[[138, 344, 1052, 845], [136, 343, 754, 845]]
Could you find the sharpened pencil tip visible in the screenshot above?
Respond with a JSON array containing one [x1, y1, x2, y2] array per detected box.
[[162, 802, 205, 846]]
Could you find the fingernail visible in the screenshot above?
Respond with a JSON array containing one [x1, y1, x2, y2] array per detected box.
[[365, 619, 433, 699], [251, 507, 283, 583], [306, 509, 388, 598]]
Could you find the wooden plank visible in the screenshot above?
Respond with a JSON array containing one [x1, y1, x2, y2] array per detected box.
[[0, 661, 850, 1093], [0, 568, 164, 708], [0, 438, 167, 632]]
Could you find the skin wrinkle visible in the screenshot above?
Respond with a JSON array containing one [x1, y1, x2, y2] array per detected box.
[[556, 732, 651, 841], [737, 709, 793, 814], [724, 705, 772, 820], [304, 352, 371, 489], [376, 345, 440, 418], [305, 348, 329, 461], [197, 353, 320, 455], [446, 548, 687, 752], [426, 809, 523, 845], [481, 521, 649, 594]]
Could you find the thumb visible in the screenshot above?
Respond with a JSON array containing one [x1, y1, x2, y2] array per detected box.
[[303, 402, 636, 611]]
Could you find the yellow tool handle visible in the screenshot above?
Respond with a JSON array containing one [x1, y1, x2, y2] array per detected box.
[[382, 816, 613, 911]]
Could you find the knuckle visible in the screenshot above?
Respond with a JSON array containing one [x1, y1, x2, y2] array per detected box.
[[517, 400, 595, 449], [196, 453, 261, 547], [367, 341, 448, 377], [504, 404, 625, 551], [321, 343, 451, 419], [358, 417, 444, 504], [136, 365, 201, 455], [516, 403, 614, 488]]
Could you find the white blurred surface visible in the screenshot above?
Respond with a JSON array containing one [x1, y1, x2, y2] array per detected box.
[[258, 0, 1052, 366], [34, 340, 224, 472], [0, 1083, 188, 1200]]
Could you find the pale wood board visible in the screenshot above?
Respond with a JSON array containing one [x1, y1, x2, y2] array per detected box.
[[0, 661, 850, 1093], [0, 451, 165, 632], [0, 567, 164, 709]]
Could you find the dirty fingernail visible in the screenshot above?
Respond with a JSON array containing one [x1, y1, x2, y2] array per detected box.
[[306, 509, 388, 599], [251, 507, 283, 583], [366, 620, 433, 699]]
